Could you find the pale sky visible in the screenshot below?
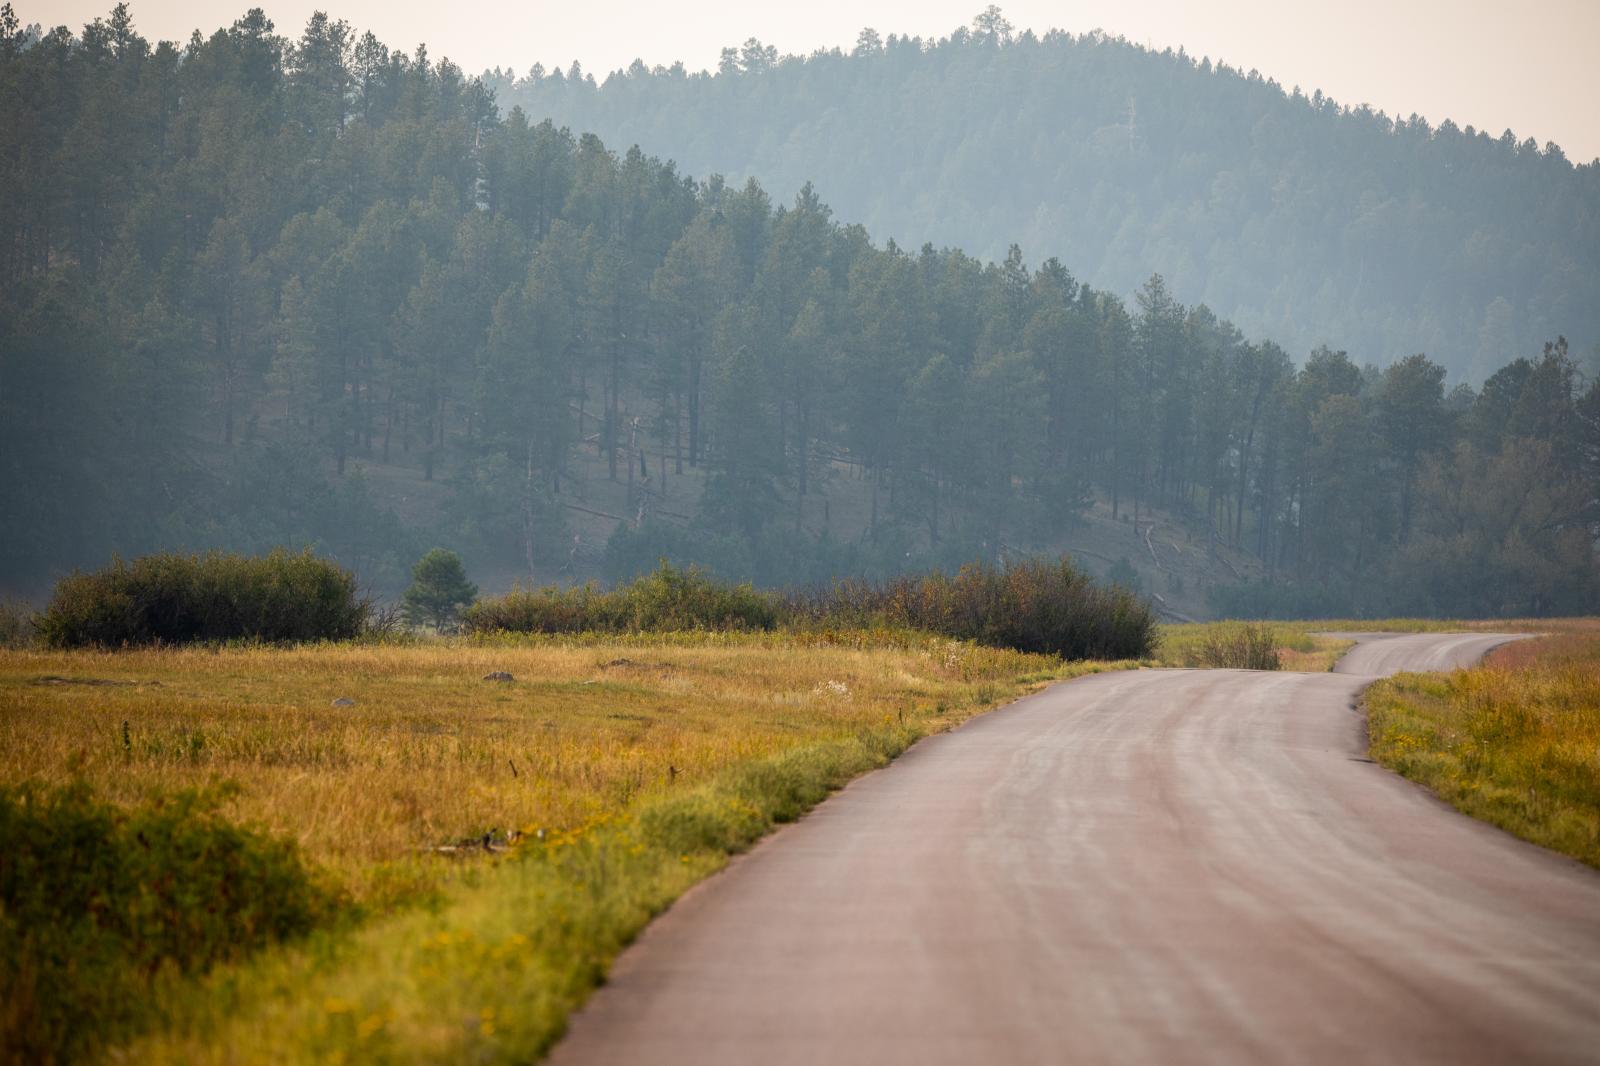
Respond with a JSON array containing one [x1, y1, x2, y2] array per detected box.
[[27, 0, 1600, 162]]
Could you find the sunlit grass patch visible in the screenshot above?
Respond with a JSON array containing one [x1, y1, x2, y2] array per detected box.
[[0, 632, 1132, 1061], [1366, 631, 1600, 868]]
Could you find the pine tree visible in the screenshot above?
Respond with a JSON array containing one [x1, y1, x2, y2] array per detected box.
[[401, 549, 478, 632]]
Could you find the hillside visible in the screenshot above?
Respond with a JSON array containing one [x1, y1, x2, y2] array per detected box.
[[488, 12, 1600, 382], [352, 421, 1258, 621], [2, 6, 1596, 621]]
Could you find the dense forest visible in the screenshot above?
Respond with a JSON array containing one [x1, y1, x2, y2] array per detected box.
[[488, 7, 1600, 382], [2, 5, 1597, 617]]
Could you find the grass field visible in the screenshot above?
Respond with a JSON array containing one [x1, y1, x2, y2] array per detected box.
[[1366, 629, 1600, 870], [1, 632, 1130, 1062], [7, 613, 1591, 1061]]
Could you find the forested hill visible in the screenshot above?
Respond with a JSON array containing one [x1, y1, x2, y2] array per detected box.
[[2, 6, 1597, 620], [488, 9, 1600, 382]]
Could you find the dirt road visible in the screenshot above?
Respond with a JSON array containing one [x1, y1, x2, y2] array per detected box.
[[550, 633, 1600, 1065]]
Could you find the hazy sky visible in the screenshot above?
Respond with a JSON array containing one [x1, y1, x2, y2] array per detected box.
[[29, 0, 1600, 162]]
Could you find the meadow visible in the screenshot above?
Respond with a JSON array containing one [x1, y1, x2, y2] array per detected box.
[[6, 607, 1592, 1062], [1, 631, 1127, 1062]]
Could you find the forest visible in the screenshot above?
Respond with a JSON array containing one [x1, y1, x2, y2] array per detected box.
[[489, 6, 1600, 383], [1, 4, 1597, 617]]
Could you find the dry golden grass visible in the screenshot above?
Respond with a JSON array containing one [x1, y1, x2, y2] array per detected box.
[[2, 631, 1128, 1062], [0, 634, 1084, 907], [1367, 630, 1600, 868], [1156, 622, 1353, 672], [1158, 618, 1600, 674]]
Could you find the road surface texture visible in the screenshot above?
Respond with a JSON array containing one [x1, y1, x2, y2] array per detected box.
[[550, 633, 1600, 1065]]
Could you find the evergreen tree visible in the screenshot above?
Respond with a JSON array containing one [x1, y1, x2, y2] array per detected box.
[[401, 548, 477, 631]]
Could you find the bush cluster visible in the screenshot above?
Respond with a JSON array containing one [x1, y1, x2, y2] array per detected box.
[[0, 782, 335, 1062], [1180, 622, 1283, 670], [469, 558, 1156, 661], [786, 558, 1157, 661], [463, 563, 779, 635], [37, 549, 368, 648]]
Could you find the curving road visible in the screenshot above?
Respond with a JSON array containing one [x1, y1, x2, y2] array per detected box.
[[550, 633, 1600, 1065]]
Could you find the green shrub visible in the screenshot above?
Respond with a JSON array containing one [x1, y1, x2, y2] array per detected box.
[[37, 549, 368, 648], [463, 563, 778, 635], [0, 782, 336, 1063], [786, 558, 1158, 661]]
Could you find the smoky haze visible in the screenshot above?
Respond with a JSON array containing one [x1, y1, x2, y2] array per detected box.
[[1, 2, 1596, 625], [28, 0, 1600, 163]]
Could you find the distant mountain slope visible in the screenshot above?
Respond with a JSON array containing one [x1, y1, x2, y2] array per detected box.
[[489, 18, 1600, 380]]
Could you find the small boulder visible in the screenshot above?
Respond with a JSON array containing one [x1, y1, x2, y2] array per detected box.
[[482, 671, 514, 683], [330, 696, 356, 707]]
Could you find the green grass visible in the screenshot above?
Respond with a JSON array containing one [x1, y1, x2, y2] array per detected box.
[[1366, 632, 1600, 868]]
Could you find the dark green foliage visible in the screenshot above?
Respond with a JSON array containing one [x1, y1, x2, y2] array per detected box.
[[463, 562, 778, 634], [0, 782, 334, 1063], [38, 550, 368, 648], [401, 548, 478, 632], [786, 558, 1157, 661]]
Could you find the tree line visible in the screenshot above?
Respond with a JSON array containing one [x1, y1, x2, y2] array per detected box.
[[489, 5, 1600, 384], [1, 5, 1595, 616]]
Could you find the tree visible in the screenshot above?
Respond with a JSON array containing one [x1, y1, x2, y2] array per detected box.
[[401, 548, 477, 632]]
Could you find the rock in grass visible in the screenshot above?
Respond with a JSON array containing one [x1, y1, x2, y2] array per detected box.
[[483, 671, 514, 682], [330, 696, 356, 707]]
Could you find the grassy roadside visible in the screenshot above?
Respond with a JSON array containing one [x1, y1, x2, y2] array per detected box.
[[1156, 618, 1597, 673], [1366, 632, 1600, 869], [1, 632, 1132, 1061], [1157, 621, 1356, 671]]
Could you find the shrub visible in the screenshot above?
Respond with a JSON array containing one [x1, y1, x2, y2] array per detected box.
[[463, 563, 778, 635], [0, 782, 335, 1063], [1181, 622, 1282, 670], [787, 558, 1158, 661], [468, 558, 1153, 661], [37, 549, 368, 648]]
